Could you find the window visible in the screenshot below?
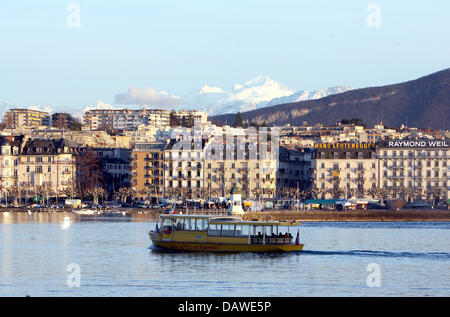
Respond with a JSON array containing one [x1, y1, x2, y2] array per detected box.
[[208, 224, 220, 236], [48, 166, 51, 172], [195, 218, 208, 231], [221, 224, 235, 237]]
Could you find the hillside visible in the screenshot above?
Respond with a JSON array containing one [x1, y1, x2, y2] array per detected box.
[[210, 68, 450, 130]]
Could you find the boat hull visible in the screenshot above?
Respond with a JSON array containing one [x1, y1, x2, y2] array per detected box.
[[151, 239, 303, 252]]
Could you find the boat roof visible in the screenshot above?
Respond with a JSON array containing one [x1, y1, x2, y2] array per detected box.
[[160, 214, 301, 226]]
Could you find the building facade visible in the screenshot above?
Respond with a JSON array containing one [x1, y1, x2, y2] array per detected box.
[[17, 138, 79, 199], [3, 108, 50, 129], [377, 139, 449, 203], [0, 136, 23, 193], [83, 108, 171, 130], [312, 142, 378, 199], [131, 142, 166, 202]]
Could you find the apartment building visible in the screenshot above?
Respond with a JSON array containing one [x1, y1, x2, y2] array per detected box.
[[277, 147, 314, 190], [312, 142, 378, 199], [18, 138, 79, 197], [164, 138, 206, 199], [83, 108, 170, 130], [203, 131, 279, 199], [170, 110, 208, 127], [377, 139, 449, 202], [0, 136, 23, 190], [131, 142, 166, 201], [3, 108, 50, 129]]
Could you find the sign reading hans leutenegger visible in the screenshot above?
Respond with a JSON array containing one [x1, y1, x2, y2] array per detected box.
[[314, 142, 376, 149], [314, 140, 450, 149], [382, 139, 450, 148]]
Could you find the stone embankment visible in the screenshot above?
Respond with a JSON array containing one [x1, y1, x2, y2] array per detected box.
[[242, 210, 450, 222]]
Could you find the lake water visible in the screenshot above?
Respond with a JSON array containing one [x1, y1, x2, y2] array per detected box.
[[0, 212, 449, 297]]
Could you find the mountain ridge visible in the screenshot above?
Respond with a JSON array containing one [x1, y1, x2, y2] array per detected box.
[[210, 68, 450, 130]]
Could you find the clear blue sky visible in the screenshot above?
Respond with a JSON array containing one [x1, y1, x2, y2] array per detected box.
[[0, 0, 449, 112]]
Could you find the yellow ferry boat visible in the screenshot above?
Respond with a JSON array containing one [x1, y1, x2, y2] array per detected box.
[[149, 214, 304, 252]]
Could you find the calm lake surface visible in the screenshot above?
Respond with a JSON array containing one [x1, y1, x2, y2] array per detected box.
[[0, 212, 449, 297]]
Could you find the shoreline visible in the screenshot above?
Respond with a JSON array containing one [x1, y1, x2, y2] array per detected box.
[[242, 210, 450, 222], [1, 208, 450, 222]]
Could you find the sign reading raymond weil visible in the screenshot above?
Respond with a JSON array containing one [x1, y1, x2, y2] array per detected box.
[[381, 139, 450, 148]]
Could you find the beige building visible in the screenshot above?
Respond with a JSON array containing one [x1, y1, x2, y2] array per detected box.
[[83, 108, 170, 130], [17, 138, 79, 198], [312, 142, 378, 199], [170, 110, 208, 126], [163, 138, 206, 199], [3, 108, 50, 129], [0, 136, 23, 194], [203, 137, 278, 199], [377, 140, 449, 203]]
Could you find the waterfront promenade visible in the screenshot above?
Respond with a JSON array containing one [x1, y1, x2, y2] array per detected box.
[[1, 208, 449, 222]]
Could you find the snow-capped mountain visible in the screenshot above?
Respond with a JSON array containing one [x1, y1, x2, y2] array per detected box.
[[184, 76, 354, 115], [262, 86, 355, 108]]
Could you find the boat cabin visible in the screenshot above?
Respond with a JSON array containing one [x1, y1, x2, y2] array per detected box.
[[155, 214, 300, 245]]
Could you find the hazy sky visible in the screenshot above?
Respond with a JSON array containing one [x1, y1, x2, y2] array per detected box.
[[0, 0, 449, 113]]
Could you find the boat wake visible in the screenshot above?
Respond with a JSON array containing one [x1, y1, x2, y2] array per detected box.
[[301, 249, 450, 260]]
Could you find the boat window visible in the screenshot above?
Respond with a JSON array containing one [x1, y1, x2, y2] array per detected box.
[[173, 219, 183, 230], [253, 225, 264, 236], [162, 218, 173, 228], [184, 218, 193, 230], [196, 218, 208, 231], [221, 224, 235, 237], [208, 224, 220, 236], [265, 226, 273, 237], [235, 225, 244, 236]]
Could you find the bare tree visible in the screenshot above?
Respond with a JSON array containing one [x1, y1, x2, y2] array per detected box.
[[76, 151, 104, 201]]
